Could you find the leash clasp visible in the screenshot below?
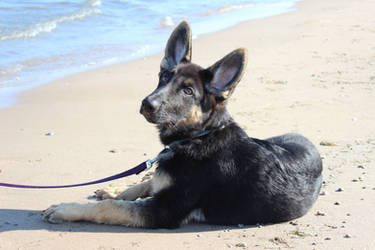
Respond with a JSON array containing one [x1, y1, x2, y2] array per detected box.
[[146, 157, 158, 170]]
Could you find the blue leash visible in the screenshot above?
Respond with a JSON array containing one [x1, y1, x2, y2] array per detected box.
[[0, 125, 225, 189], [0, 160, 155, 189]]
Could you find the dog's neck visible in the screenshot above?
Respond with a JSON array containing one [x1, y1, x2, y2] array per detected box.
[[166, 124, 226, 149], [158, 107, 234, 148]]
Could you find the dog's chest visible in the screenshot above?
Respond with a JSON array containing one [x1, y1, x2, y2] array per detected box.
[[151, 169, 173, 194]]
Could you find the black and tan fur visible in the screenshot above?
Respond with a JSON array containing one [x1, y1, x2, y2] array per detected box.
[[43, 21, 322, 228]]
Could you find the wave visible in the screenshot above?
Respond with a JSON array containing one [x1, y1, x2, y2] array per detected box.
[[130, 45, 151, 58], [199, 3, 256, 17], [0, 8, 102, 41], [159, 16, 175, 28], [0, 64, 23, 84], [83, 0, 102, 8]]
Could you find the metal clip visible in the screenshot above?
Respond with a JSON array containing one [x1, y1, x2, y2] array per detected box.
[[146, 157, 157, 170]]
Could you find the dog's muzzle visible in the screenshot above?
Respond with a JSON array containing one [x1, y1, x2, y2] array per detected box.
[[140, 97, 159, 123]]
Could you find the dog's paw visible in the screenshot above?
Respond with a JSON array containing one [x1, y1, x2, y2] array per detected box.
[[42, 204, 66, 224], [42, 203, 81, 224], [94, 186, 126, 200]]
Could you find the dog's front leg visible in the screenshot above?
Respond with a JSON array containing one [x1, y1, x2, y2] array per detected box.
[[43, 184, 200, 228], [43, 199, 149, 227]]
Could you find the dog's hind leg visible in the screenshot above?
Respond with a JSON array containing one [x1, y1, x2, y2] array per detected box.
[[115, 181, 151, 200], [94, 186, 127, 200], [95, 180, 152, 201]]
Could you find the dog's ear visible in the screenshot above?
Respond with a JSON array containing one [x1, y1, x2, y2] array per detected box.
[[202, 48, 247, 100], [160, 21, 192, 71]]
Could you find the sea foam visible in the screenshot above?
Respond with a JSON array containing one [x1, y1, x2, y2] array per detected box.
[[0, 9, 101, 41]]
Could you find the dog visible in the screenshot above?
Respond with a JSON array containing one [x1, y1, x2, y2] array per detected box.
[[43, 21, 322, 228]]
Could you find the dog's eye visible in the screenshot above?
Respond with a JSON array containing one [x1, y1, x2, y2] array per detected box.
[[160, 71, 172, 83], [161, 74, 169, 82], [183, 87, 193, 95]]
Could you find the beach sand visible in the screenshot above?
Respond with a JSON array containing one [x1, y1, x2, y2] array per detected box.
[[1, 0, 375, 249]]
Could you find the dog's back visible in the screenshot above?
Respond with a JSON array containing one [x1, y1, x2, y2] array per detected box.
[[156, 123, 322, 226]]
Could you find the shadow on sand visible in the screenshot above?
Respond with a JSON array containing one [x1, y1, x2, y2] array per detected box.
[[0, 208, 253, 234]]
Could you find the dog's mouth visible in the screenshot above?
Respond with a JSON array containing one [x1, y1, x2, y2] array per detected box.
[[140, 109, 158, 124], [140, 104, 175, 128], [144, 114, 176, 129]]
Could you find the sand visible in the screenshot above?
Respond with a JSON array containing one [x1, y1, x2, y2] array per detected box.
[[1, 0, 375, 249]]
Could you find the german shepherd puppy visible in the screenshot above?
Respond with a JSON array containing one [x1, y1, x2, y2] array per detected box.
[[43, 21, 322, 228]]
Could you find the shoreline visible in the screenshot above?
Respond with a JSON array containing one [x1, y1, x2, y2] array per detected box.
[[1, 0, 375, 249], [0, 0, 300, 110]]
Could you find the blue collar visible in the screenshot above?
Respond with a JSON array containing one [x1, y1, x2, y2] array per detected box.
[[166, 124, 226, 149], [146, 124, 227, 168]]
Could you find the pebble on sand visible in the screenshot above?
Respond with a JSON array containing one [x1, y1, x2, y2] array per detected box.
[[320, 141, 337, 146], [289, 221, 298, 226], [316, 211, 326, 216], [235, 242, 247, 248], [320, 190, 329, 195]]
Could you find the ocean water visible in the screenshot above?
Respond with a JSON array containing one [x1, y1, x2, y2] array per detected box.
[[0, 0, 299, 108]]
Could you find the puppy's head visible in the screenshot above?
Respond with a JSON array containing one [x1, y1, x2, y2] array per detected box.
[[140, 21, 247, 140]]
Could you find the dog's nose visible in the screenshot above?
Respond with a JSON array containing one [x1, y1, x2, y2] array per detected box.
[[141, 98, 157, 114]]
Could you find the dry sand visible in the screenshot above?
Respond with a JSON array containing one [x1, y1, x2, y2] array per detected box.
[[1, 0, 375, 249]]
